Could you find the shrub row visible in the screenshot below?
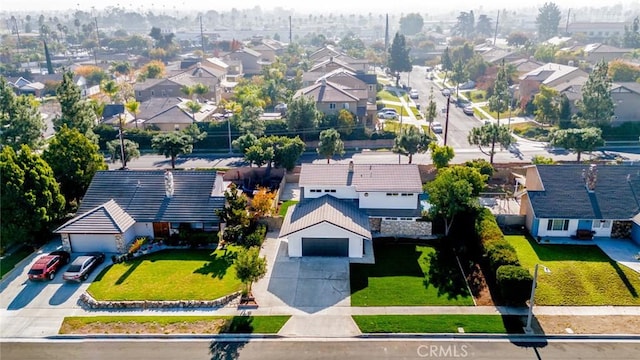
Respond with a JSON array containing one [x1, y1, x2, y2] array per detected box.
[[475, 208, 532, 305]]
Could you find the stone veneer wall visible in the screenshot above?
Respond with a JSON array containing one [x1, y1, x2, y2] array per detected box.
[[79, 291, 240, 309], [369, 218, 382, 232], [380, 220, 432, 237]]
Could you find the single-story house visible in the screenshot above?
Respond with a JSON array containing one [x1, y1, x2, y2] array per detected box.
[[519, 164, 640, 245], [55, 170, 225, 253], [279, 162, 428, 259]]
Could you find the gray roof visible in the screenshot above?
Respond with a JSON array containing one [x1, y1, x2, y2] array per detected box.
[[528, 164, 640, 219], [74, 170, 225, 223], [279, 195, 371, 239], [137, 98, 182, 120], [144, 105, 194, 124], [55, 199, 135, 234], [299, 164, 422, 192]]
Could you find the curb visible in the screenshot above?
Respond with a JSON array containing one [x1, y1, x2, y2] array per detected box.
[[357, 333, 640, 340], [49, 333, 284, 340]]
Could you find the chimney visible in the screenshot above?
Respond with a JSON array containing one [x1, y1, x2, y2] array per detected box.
[[164, 170, 174, 198], [348, 160, 354, 173], [585, 164, 597, 191]]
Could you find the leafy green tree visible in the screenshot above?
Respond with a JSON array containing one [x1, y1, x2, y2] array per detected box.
[[0, 78, 46, 150], [54, 70, 95, 135], [180, 84, 194, 99], [185, 100, 202, 122], [111, 61, 132, 79], [452, 11, 475, 39], [558, 94, 572, 127], [536, 2, 562, 40], [608, 60, 640, 82], [532, 85, 560, 125], [425, 87, 438, 132], [425, 166, 482, 236], [392, 126, 431, 164], [151, 132, 194, 169], [388, 32, 412, 87], [533, 44, 557, 63], [265, 136, 305, 171], [440, 47, 453, 86], [337, 109, 356, 136], [550, 127, 604, 162], [106, 139, 140, 166], [507, 32, 530, 47], [192, 83, 210, 101], [622, 16, 640, 48], [577, 60, 614, 126], [317, 128, 345, 164], [467, 124, 514, 165], [125, 99, 140, 128], [43, 126, 107, 205], [1, 145, 65, 248], [464, 158, 494, 178], [236, 105, 265, 137], [399, 13, 424, 36], [532, 155, 555, 164], [235, 246, 267, 296], [245, 144, 274, 167], [429, 143, 455, 169], [216, 183, 252, 243], [488, 60, 509, 126], [232, 133, 258, 154], [286, 95, 320, 141], [450, 60, 468, 97], [100, 79, 119, 103], [475, 14, 493, 37]]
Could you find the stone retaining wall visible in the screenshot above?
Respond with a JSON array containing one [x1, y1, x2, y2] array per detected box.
[[380, 220, 432, 237], [79, 291, 241, 309]]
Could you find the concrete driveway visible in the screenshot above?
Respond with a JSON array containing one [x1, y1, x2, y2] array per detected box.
[[252, 235, 351, 314], [0, 243, 111, 338]]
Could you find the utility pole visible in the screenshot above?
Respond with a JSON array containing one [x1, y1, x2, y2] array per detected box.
[[226, 111, 233, 154], [200, 15, 205, 59], [118, 115, 127, 169], [384, 14, 389, 65], [493, 10, 500, 46], [444, 94, 451, 146], [565, 9, 571, 35], [289, 16, 292, 43], [93, 17, 100, 65]]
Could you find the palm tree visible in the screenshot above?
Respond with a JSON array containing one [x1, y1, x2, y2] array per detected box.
[[180, 85, 194, 100], [100, 80, 119, 103], [193, 83, 210, 102], [125, 99, 140, 128], [185, 100, 202, 122]]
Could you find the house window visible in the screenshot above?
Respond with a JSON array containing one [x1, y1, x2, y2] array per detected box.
[[310, 189, 321, 193], [401, 193, 412, 196], [385, 217, 398, 220], [151, 90, 155, 96], [324, 189, 336, 193], [547, 219, 569, 231], [386, 193, 399, 196], [137, 91, 142, 97], [329, 103, 336, 109], [593, 220, 611, 229], [343, 103, 349, 109], [162, 90, 166, 96]]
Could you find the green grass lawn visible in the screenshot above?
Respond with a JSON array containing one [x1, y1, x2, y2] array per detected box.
[[350, 242, 474, 306], [377, 90, 400, 102], [279, 200, 299, 217], [0, 246, 33, 279], [467, 89, 486, 101], [60, 315, 290, 334], [352, 315, 520, 333], [88, 249, 243, 301], [507, 235, 640, 305], [380, 121, 415, 134]]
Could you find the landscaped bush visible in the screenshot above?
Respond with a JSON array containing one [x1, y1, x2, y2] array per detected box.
[[486, 241, 520, 270], [475, 208, 503, 250], [128, 237, 148, 254], [496, 265, 533, 305], [243, 224, 267, 248]]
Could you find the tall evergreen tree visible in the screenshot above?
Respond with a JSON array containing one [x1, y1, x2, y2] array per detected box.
[[536, 2, 562, 40], [387, 32, 412, 87], [0, 77, 46, 150], [577, 60, 614, 126], [286, 95, 320, 141], [54, 70, 96, 135]]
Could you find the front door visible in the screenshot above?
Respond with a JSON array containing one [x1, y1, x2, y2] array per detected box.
[[153, 222, 170, 238]]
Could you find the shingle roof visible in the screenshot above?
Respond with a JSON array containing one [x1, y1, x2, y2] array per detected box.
[[137, 98, 182, 120], [520, 63, 584, 84], [294, 80, 359, 103], [144, 105, 194, 124], [279, 195, 371, 239], [528, 165, 640, 219], [75, 171, 225, 223], [299, 164, 422, 192], [55, 199, 135, 234]]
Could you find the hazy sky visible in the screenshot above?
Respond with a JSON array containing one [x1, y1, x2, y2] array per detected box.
[[3, 0, 634, 14]]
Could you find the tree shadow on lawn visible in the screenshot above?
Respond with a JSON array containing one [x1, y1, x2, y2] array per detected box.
[[522, 235, 608, 262], [424, 247, 472, 300], [611, 261, 639, 298], [193, 251, 237, 279]]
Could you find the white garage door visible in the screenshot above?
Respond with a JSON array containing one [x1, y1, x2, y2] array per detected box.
[[70, 234, 118, 253]]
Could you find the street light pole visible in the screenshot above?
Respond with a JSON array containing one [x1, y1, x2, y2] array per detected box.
[[227, 114, 232, 154], [444, 94, 451, 146], [525, 263, 551, 334], [118, 115, 127, 170], [398, 112, 403, 164]]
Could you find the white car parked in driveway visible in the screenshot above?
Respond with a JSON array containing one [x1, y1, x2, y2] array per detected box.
[[430, 121, 443, 133], [378, 110, 398, 119]]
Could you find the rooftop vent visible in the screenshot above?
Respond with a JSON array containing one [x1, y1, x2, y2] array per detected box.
[[585, 164, 597, 191], [165, 170, 174, 198]]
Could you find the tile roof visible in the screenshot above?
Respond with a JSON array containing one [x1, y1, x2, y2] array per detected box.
[[520, 63, 583, 84], [299, 164, 422, 192], [294, 80, 359, 103], [137, 98, 182, 119], [279, 195, 371, 239], [75, 170, 225, 224], [55, 199, 135, 234], [528, 164, 640, 219], [144, 104, 194, 124]]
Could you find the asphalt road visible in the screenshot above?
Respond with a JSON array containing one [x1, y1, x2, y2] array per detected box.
[[2, 338, 639, 360]]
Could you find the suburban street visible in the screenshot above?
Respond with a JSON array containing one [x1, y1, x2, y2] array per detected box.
[[2, 338, 640, 360]]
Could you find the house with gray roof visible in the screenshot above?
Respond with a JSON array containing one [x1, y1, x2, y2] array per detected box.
[[519, 164, 640, 245], [518, 62, 588, 107], [55, 170, 225, 253], [279, 162, 428, 259]]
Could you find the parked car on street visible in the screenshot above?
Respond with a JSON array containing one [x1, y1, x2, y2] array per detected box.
[[409, 89, 419, 99], [378, 107, 398, 114], [430, 121, 443, 134], [441, 88, 452, 97], [28, 250, 71, 281], [463, 106, 475, 115], [62, 253, 105, 282], [378, 110, 398, 119]]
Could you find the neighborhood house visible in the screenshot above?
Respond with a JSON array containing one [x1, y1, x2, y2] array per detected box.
[[55, 170, 226, 253]]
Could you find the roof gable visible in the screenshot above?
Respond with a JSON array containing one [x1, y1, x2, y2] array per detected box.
[[55, 199, 135, 234], [295, 80, 360, 102], [279, 195, 371, 239]]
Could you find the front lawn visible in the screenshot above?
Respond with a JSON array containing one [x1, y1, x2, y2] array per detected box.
[[352, 315, 520, 333], [377, 90, 400, 102], [350, 242, 474, 306], [507, 235, 640, 305], [88, 249, 243, 301], [59, 315, 290, 334], [380, 121, 415, 134], [0, 246, 33, 279], [279, 200, 299, 217]]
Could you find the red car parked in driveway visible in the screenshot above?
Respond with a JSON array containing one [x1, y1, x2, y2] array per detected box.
[[28, 251, 70, 281]]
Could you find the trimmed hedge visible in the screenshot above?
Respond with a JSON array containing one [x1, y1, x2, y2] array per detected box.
[[496, 265, 534, 305], [475, 208, 530, 305]]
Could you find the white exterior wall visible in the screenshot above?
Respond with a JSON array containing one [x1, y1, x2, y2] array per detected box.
[[358, 192, 418, 209], [123, 226, 137, 246], [284, 222, 365, 258], [537, 219, 579, 237], [134, 222, 154, 238], [302, 186, 357, 200], [591, 220, 613, 237]]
